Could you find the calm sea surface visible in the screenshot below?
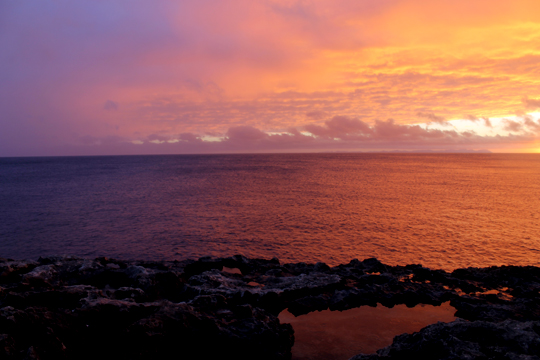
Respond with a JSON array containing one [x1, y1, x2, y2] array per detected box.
[[1, 154, 539, 271]]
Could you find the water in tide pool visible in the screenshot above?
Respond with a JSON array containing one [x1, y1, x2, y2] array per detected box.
[[1, 154, 539, 271]]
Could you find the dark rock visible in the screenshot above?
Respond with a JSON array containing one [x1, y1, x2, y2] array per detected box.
[[0, 255, 539, 359], [114, 287, 146, 302], [0, 261, 38, 284], [349, 319, 540, 360]]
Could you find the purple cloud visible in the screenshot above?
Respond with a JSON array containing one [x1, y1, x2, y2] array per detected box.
[[226, 126, 268, 142], [104, 100, 119, 111], [502, 119, 523, 132]]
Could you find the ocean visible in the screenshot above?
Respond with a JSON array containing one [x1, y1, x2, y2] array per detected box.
[[1, 153, 539, 271]]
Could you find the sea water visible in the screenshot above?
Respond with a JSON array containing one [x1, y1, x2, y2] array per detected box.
[[1, 153, 539, 271]]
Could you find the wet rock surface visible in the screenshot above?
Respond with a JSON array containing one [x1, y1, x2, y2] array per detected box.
[[0, 255, 539, 359]]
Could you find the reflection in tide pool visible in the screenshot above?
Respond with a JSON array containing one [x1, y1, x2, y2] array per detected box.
[[1, 154, 539, 271], [278, 302, 456, 360]]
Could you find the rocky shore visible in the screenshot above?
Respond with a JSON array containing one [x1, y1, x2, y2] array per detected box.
[[1, 255, 539, 359]]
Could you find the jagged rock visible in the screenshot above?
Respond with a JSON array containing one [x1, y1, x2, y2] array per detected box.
[[115, 287, 146, 302], [22, 265, 57, 286], [0, 256, 538, 359], [349, 318, 540, 360], [0, 261, 38, 284], [0, 296, 293, 360]]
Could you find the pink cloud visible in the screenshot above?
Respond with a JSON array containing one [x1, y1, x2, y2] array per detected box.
[[226, 126, 268, 142], [373, 119, 458, 140], [306, 111, 328, 120], [465, 115, 493, 128], [416, 112, 451, 126], [502, 119, 523, 132], [522, 97, 540, 110], [305, 116, 372, 138], [178, 133, 202, 142], [523, 117, 540, 132], [14, 114, 539, 157]]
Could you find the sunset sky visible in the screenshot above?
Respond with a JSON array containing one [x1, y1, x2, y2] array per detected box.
[[2, 0, 540, 156]]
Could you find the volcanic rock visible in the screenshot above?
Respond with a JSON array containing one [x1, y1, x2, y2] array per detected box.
[[349, 318, 540, 360], [0, 255, 539, 359]]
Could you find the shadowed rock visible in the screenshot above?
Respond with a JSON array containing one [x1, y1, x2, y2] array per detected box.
[[0, 255, 539, 359], [349, 319, 540, 360]]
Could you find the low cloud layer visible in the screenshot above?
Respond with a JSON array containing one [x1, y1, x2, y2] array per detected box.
[[5, 115, 537, 157]]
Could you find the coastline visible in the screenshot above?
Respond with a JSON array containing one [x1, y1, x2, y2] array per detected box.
[[1, 255, 539, 359]]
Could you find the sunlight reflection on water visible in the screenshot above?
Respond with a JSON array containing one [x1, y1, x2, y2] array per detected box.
[[278, 302, 457, 360], [1, 154, 539, 271]]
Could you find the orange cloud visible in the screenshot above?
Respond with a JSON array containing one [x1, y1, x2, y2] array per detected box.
[[1, 0, 540, 155]]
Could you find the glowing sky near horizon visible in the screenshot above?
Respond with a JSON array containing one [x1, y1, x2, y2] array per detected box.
[[2, 0, 540, 155]]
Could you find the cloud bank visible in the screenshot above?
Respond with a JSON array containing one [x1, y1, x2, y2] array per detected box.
[[5, 115, 537, 157]]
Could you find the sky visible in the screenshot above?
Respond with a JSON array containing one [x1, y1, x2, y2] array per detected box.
[[1, 0, 540, 156]]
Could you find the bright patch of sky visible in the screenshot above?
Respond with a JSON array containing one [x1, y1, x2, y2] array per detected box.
[[420, 113, 540, 137], [200, 135, 222, 142]]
